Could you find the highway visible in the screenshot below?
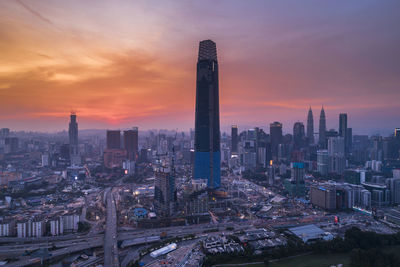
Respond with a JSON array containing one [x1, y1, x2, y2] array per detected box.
[[6, 239, 103, 267], [121, 247, 143, 267], [104, 188, 119, 266]]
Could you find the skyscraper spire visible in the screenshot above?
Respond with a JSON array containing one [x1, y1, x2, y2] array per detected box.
[[307, 107, 314, 144], [319, 106, 326, 148]]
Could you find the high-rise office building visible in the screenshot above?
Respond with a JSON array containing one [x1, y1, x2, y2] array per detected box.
[[291, 162, 305, 183], [317, 150, 329, 175], [346, 128, 352, 153], [124, 127, 139, 160], [293, 122, 305, 149], [328, 136, 345, 156], [4, 137, 18, 154], [231, 125, 238, 154], [154, 165, 175, 217], [0, 128, 10, 139], [270, 122, 283, 160], [284, 162, 306, 197], [395, 128, 400, 139], [339, 113, 348, 154], [319, 106, 326, 148], [339, 113, 347, 138], [194, 40, 221, 189], [68, 112, 78, 156], [307, 107, 314, 144], [328, 136, 345, 174], [107, 130, 121, 149], [68, 112, 80, 165]]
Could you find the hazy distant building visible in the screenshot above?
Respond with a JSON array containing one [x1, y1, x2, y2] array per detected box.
[[339, 114, 347, 139], [270, 122, 283, 160], [241, 139, 257, 171], [107, 130, 121, 149], [291, 162, 305, 183], [0, 128, 10, 139], [307, 107, 314, 144], [4, 137, 18, 153], [293, 122, 305, 149], [284, 162, 306, 197], [268, 163, 275, 186], [194, 40, 221, 189], [328, 136, 345, 174], [346, 128, 353, 153], [387, 178, 400, 204], [104, 149, 127, 168], [394, 169, 400, 179], [318, 107, 326, 148], [339, 113, 348, 154], [68, 113, 81, 165], [317, 150, 329, 175], [68, 112, 79, 159], [395, 128, 400, 138], [231, 125, 238, 154], [124, 127, 139, 160]]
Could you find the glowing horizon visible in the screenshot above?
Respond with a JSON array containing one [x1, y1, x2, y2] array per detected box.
[[1, 0, 399, 135]]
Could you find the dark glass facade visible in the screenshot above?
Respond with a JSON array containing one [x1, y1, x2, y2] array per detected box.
[[107, 130, 121, 149], [123, 127, 138, 160], [231, 125, 238, 154], [68, 112, 78, 156], [307, 107, 314, 144], [194, 40, 221, 189], [319, 107, 326, 148], [270, 121, 283, 160]]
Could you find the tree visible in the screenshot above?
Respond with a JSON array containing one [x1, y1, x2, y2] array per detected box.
[[78, 221, 90, 232]]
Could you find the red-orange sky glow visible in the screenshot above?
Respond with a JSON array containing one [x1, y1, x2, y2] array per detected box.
[[1, 1, 399, 135]]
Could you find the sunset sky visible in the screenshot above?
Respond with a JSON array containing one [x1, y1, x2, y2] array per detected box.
[[0, 0, 399, 135]]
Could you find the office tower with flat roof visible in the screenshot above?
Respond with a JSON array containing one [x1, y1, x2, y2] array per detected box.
[[346, 128, 352, 153], [339, 113, 347, 138], [293, 122, 305, 150], [284, 162, 306, 197], [154, 165, 175, 217], [124, 127, 138, 160], [270, 121, 283, 160], [0, 128, 10, 139], [106, 130, 121, 149], [307, 107, 314, 144], [395, 128, 400, 138], [231, 125, 238, 154], [319, 106, 326, 148], [339, 113, 348, 155], [317, 149, 329, 175], [328, 136, 346, 174], [194, 40, 221, 189]]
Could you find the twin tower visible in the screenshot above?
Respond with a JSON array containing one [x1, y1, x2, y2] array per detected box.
[[194, 40, 221, 189]]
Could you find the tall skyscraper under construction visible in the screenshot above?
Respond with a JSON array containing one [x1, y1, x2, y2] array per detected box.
[[194, 40, 221, 189]]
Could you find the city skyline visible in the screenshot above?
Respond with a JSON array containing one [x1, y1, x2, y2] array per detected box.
[[1, 2, 400, 264], [1, 0, 400, 135]]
